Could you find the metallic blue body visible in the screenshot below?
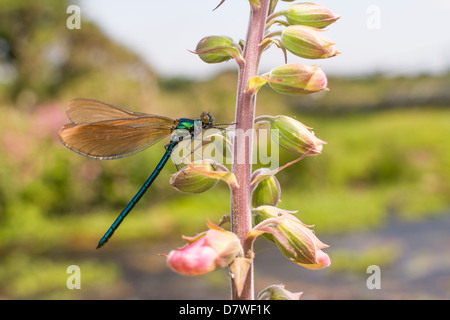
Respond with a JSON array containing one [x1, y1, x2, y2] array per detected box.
[[96, 141, 178, 248], [96, 118, 204, 249]]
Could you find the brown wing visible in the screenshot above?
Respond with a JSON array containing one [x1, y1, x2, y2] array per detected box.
[[65, 98, 174, 126], [58, 121, 173, 160]]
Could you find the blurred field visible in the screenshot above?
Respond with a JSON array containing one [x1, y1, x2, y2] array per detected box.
[[0, 1, 449, 299]]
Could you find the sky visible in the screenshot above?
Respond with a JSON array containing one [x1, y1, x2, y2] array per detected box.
[[78, 0, 450, 79]]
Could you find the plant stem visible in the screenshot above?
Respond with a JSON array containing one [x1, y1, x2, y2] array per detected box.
[[230, 0, 270, 300]]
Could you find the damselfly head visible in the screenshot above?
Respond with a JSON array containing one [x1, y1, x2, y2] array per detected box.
[[200, 112, 214, 127]]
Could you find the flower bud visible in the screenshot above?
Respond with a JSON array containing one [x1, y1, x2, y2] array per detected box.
[[260, 115, 326, 156], [252, 206, 330, 270], [257, 284, 303, 300], [268, 63, 328, 95], [281, 25, 338, 59], [285, 3, 340, 29], [252, 174, 281, 208], [195, 36, 243, 64], [167, 221, 242, 276], [170, 160, 219, 193]]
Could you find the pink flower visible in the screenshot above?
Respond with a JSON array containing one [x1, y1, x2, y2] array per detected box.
[[167, 221, 242, 276], [297, 248, 331, 270]]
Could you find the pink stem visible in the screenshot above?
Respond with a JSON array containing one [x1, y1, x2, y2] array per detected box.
[[230, 0, 270, 300]]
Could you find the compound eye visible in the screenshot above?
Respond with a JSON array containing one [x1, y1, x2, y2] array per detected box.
[[200, 112, 212, 125]]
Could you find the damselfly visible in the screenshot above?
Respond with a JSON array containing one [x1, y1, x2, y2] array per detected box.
[[59, 98, 221, 248]]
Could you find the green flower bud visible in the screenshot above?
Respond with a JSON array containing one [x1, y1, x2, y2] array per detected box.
[[170, 160, 219, 193], [252, 206, 330, 270], [258, 115, 326, 156], [253, 208, 276, 243], [281, 25, 338, 59], [195, 36, 243, 64], [268, 63, 328, 95], [258, 284, 303, 300], [251, 169, 281, 208], [285, 3, 340, 29]]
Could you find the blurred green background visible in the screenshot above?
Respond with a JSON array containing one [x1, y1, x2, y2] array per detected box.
[[0, 0, 449, 299]]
